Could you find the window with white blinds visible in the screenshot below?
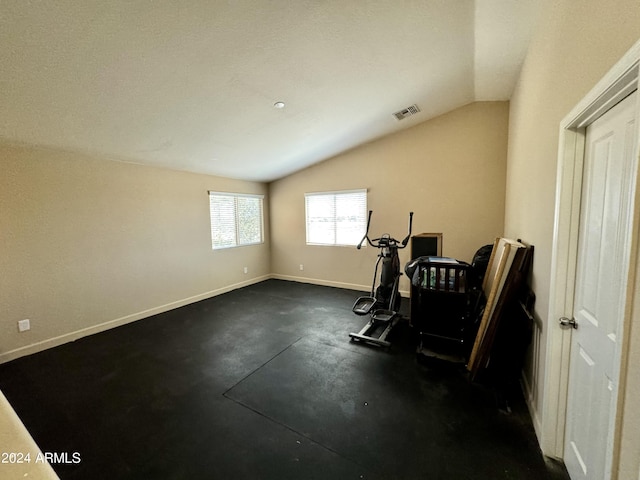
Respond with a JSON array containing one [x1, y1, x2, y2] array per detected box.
[[305, 189, 367, 246], [209, 192, 264, 249]]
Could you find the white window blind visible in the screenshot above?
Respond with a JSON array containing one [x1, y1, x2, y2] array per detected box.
[[305, 189, 367, 246], [209, 192, 264, 249]]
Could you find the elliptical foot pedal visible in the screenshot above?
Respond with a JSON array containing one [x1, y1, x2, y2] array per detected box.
[[371, 309, 396, 323], [352, 296, 376, 315]]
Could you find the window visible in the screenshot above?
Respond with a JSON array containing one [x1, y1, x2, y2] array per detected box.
[[305, 189, 367, 246], [209, 192, 264, 249]]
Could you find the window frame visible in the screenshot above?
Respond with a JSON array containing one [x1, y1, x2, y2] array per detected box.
[[208, 191, 264, 250], [304, 189, 368, 247]]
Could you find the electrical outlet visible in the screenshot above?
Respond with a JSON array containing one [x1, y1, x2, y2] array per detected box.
[[18, 319, 30, 332], [243, 266, 248, 274], [299, 264, 304, 271]]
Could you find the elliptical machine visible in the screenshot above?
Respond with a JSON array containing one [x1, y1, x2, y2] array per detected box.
[[350, 210, 413, 347]]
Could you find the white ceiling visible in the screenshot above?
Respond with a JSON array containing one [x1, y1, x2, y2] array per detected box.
[[0, 1, 539, 182]]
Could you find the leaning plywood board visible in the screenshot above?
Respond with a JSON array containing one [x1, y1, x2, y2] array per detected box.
[[467, 238, 527, 376], [481, 237, 502, 296], [468, 238, 513, 370], [472, 245, 530, 378]]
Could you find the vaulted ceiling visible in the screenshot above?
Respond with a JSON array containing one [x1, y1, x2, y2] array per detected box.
[[0, 1, 539, 182]]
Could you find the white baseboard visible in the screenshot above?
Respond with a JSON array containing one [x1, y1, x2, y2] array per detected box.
[[270, 274, 369, 292], [271, 274, 410, 298], [521, 371, 544, 450], [0, 275, 271, 364], [1, 274, 410, 364]]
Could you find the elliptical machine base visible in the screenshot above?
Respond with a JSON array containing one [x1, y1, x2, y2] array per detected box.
[[349, 307, 400, 348]]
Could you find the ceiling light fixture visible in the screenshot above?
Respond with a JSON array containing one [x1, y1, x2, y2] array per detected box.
[[274, 101, 285, 109]]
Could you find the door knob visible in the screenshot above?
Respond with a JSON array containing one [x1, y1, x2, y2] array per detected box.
[[559, 317, 578, 329]]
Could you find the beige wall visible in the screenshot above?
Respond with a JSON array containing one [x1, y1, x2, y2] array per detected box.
[[505, 0, 640, 476], [1, 104, 509, 361], [270, 102, 509, 294], [0, 144, 270, 361]]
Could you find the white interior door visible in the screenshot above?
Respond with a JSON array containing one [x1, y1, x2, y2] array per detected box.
[[564, 91, 638, 480]]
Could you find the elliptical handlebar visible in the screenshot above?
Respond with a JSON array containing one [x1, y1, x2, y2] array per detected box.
[[401, 211, 413, 247], [357, 210, 373, 249], [356, 210, 413, 250]]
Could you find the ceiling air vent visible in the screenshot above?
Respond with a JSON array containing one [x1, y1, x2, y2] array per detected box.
[[393, 104, 420, 121]]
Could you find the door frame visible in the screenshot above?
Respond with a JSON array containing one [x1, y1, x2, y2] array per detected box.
[[543, 38, 640, 471]]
